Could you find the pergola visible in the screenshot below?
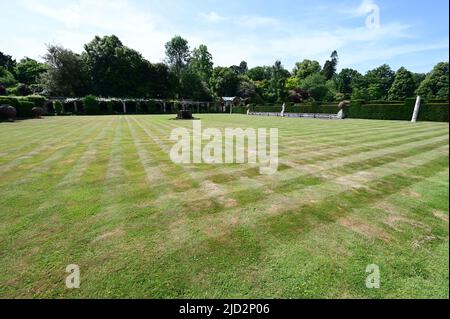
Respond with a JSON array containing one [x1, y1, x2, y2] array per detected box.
[[47, 97, 213, 114]]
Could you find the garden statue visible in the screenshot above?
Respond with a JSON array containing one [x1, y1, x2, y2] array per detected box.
[[281, 103, 286, 117], [337, 100, 350, 119], [0, 105, 17, 121]]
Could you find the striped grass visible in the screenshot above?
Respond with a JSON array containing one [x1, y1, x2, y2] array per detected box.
[[0, 115, 448, 298]]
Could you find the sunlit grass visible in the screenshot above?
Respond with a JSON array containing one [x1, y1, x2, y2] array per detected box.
[[0, 115, 448, 298]]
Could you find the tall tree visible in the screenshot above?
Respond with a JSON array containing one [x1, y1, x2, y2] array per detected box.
[[364, 64, 395, 100], [388, 67, 415, 100], [247, 66, 271, 81], [210, 66, 240, 97], [165, 36, 190, 78], [40, 45, 89, 97], [292, 59, 321, 80], [269, 60, 290, 102], [189, 44, 213, 84], [14, 57, 48, 86], [322, 51, 338, 80], [416, 62, 449, 99], [0, 52, 16, 72], [83, 35, 148, 97], [301, 73, 329, 101], [336, 68, 363, 96]]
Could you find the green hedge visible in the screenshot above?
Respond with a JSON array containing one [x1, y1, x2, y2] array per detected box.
[[17, 101, 35, 118], [347, 100, 449, 122], [0, 95, 48, 118]]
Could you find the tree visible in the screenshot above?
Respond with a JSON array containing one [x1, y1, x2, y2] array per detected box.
[[0, 52, 16, 72], [237, 75, 257, 100], [269, 61, 290, 102], [292, 59, 321, 80], [322, 51, 338, 80], [285, 76, 301, 91], [189, 44, 213, 84], [210, 66, 240, 97], [412, 73, 426, 92], [239, 61, 248, 74], [364, 64, 395, 100], [0, 66, 17, 88], [388, 67, 415, 100], [143, 62, 172, 98], [247, 66, 271, 81], [300, 73, 329, 101], [14, 58, 48, 86], [336, 68, 363, 96], [165, 36, 190, 78], [40, 45, 89, 97], [417, 62, 449, 99], [83, 35, 148, 97]]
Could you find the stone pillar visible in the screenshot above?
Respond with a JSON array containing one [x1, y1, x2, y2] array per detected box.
[[411, 96, 421, 123], [122, 101, 127, 114], [74, 101, 78, 114], [163, 102, 166, 113], [281, 103, 286, 117]]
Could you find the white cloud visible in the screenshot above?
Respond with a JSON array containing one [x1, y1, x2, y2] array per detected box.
[[19, 0, 171, 62], [342, 0, 379, 17], [10, 0, 448, 72], [201, 11, 226, 23]]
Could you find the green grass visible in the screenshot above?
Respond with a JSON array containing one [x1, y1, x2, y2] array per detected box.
[[0, 114, 448, 298]]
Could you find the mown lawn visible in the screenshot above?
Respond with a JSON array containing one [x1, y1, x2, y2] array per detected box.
[[0, 114, 448, 298]]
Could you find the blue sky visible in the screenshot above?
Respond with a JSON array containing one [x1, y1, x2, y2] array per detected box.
[[1, 0, 448, 73]]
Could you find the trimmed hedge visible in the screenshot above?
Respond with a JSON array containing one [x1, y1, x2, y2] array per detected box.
[[17, 101, 35, 118], [347, 100, 449, 122], [0, 95, 48, 118]]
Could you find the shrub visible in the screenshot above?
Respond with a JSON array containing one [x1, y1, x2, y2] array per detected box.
[[26, 95, 47, 108], [53, 101, 63, 115], [347, 99, 448, 122], [16, 101, 35, 118], [83, 95, 100, 115]]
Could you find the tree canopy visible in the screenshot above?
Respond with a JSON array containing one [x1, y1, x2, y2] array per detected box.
[[0, 37, 448, 103]]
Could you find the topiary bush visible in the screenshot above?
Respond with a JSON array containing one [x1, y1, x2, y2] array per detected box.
[[0, 105, 17, 121]]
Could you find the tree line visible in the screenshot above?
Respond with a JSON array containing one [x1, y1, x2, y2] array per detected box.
[[1, 35, 448, 103]]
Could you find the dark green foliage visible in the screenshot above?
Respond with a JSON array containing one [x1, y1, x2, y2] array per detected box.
[[210, 66, 240, 97], [388, 67, 415, 100], [14, 58, 48, 86], [322, 51, 338, 80], [41, 45, 89, 97], [83, 95, 100, 115], [347, 99, 448, 122], [16, 101, 35, 118], [417, 62, 449, 99], [53, 101, 63, 114], [25, 95, 46, 108]]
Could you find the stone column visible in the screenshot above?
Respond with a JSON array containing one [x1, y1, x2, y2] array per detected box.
[[411, 96, 421, 123], [163, 102, 166, 113], [122, 101, 127, 114]]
